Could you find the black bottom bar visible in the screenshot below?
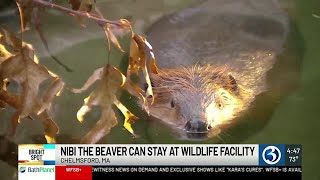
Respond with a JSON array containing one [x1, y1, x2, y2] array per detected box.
[[92, 166, 301, 180]]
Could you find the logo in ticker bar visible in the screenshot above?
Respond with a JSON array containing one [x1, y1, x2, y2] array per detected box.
[[19, 166, 26, 173], [259, 144, 285, 166], [262, 146, 281, 165]]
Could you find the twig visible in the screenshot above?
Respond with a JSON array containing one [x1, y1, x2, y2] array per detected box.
[[32, 0, 123, 27]]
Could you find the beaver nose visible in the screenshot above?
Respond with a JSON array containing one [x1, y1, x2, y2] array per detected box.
[[185, 120, 210, 133]]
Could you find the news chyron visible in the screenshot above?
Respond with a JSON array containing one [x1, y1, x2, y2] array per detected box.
[[18, 144, 302, 179]]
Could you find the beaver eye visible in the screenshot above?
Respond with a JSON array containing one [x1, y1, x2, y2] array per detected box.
[[218, 103, 222, 108], [170, 100, 175, 108]]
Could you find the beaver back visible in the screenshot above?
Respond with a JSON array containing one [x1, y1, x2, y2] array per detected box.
[[146, 0, 289, 98]]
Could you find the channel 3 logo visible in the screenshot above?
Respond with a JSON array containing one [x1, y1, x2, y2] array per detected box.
[[259, 144, 285, 166], [262, 146, 281, 164]]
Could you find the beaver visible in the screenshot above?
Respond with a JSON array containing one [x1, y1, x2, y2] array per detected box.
[[147, 65, 252, 139], [143, 0, 289, 140]]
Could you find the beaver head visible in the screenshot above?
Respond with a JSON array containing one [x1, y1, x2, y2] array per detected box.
[[145, 65, 249, 140]]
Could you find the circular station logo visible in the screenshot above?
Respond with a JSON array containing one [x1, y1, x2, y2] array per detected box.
[[262, 146, 281, 165]]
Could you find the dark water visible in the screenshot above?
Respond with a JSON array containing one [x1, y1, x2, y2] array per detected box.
[[0, 0, 320, 179]]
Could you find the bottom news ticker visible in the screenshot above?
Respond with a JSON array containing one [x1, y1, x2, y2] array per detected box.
[[18, 144, 302, 179]]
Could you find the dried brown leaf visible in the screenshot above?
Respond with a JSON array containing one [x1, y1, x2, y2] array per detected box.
[[4, 93, 58, 144], [71, 67, 104, 94], [144, 39, 159, 74], [0, 31, 64, 142], [150, 57, 159, 74], [38, 77, 64, 115], [128, 37, 141, 74], [128, 35, 154, 103], [75, 0, 95, 26], [37, 111, 59, 143], [122, 79, 149, 113], [0, 47, 63, 139], [80, 106, 117, 144], [0, 44, 13, 63], [119, 19, 133, 34], [106, 19, 133, 39], [104, 24, 124, 52], [0, 89, 21, 110], [69, 0, 81, 10], [79, 0, 94, 13], [113, 98, 138, 136], [0, 27, 22, 51], [73, 65, 139, 143]]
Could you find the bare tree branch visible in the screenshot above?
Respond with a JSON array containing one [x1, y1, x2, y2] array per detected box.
[[31, 0, 124, 27]]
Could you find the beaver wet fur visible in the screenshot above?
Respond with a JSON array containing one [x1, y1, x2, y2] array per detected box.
[[144, 0, 289, 140], [148, 65, 253, 139]]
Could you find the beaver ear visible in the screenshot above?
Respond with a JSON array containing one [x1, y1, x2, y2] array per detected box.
[[227, 74, 238, 93]]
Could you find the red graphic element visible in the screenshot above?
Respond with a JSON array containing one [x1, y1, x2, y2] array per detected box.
[[18, 160, 28, 163], [56, 166, 92, 180]]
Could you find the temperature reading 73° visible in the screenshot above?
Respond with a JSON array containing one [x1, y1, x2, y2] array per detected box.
[[289, 156, 299, 163]]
